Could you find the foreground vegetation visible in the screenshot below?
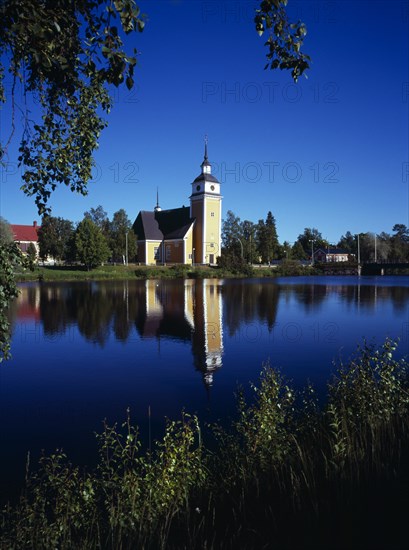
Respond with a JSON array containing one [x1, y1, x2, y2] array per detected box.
[[1, 339, 408, 549]]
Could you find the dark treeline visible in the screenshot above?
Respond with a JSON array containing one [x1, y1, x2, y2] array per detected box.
[[3, 206, 138, 269], [221, 210, 409, 264]]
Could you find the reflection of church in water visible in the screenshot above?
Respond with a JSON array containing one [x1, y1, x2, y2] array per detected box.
[[136, 279, 223, 388]]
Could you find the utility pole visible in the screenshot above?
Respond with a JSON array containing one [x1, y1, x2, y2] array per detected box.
[[357, 234, 361, 276], [357, 234, 360, 264]]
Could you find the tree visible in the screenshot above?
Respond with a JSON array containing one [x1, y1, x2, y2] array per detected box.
[[242, 220, 258, 264], [357, 233, 376, 263], [109, 209, 137, 263], [26, 242, 38, 264], [84, 205, 110, 237], [376, 232, 391, 262], [337, 231, 356, 255], [291, 241, 307, 260], [281, 240, 292, 260], [75, 218, 110, 270], [295, 228, 328, 257], [0, 241, 26, 361], [257, 211, 280, 264], [1, 0, 146, 214], [390, 224, 409, 261], [0, 217, 14, 244], [38, 216, 74, 262], [222, 210, 243, 257], [255, 0, 310, 82]]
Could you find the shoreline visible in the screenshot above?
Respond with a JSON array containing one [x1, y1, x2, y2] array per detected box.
[[14, 262, 408, 283]]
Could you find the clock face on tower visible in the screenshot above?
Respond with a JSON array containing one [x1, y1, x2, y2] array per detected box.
[[210, 185, 215, 191]]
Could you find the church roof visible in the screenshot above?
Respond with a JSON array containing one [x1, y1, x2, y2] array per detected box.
[[133, 206, 194, 241]]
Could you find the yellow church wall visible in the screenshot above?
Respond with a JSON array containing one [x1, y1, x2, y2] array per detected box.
[[184, 225, 194, 264], [146, 240, 162, 264], [204, 197, 221, 262]]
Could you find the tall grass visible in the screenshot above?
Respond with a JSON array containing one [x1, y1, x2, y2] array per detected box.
[[1, 339, 408, 549]]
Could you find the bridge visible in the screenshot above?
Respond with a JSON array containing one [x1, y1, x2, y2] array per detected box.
[[310, 261, 409, 276], [361, 262, 409, 275]]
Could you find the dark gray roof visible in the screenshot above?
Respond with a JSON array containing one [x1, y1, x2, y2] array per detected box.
[[314, 248, 350, 255], [193, 173, 220, 184], [133, 206, 195, 241]]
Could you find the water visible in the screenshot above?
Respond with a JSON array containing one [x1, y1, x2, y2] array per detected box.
[[1, 276, 408, 501]]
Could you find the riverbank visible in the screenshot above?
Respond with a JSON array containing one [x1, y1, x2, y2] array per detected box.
[[1, 339, 408, 550], [14, 261, 409, 283], [14, 262, 314, 282], [16, 265, 306, 282]]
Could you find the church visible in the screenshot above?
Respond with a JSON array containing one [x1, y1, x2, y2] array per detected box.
[[133, 140, 222, 265]]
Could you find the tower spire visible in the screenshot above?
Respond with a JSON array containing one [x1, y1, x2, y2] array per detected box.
[[201, 135, 211, 174]]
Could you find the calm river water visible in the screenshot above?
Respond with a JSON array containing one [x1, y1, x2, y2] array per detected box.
[[1, 276, 408, 500]]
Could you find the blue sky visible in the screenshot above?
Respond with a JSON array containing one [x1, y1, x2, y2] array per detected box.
[[1, 0, 408, 245]]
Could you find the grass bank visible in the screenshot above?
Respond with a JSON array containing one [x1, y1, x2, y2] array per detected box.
[[1, 339, 408, 549], [15, 261, 318, 283]]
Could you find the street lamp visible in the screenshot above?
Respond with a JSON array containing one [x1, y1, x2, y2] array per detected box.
[[125, 231, 129, 266], [192, 247, 195, 266]]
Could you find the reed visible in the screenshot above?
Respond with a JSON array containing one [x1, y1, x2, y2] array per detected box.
[[1, 339, 408, 549]]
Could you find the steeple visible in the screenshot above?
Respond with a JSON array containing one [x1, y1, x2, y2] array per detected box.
[[154, 188, 161, 212], [201, 135, 211, 174]]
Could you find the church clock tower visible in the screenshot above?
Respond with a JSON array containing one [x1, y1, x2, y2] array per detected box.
[[190, 138, 222, 264]]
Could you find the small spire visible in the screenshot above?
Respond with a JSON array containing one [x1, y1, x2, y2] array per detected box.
[[154, 188, 161, 212], [204, 134, 208, 161]]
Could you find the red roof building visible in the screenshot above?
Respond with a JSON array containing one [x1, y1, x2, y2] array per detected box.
[[10, 221, 40, 254]]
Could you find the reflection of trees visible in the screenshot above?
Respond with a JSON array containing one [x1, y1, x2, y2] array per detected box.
[[389, 286, 409, 313], [75, 285, 113, 345], [336, 284, 409, 313], [222, 281, 279, 336], [16, 281, 143, 346], [282, 284, 328, 312], [39, 285, 77, 335], [14, 279, 409, 352]]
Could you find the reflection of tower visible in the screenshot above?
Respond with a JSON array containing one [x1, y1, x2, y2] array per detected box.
[[145, 280, 163, 317], [191, 279, 224, 388]]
